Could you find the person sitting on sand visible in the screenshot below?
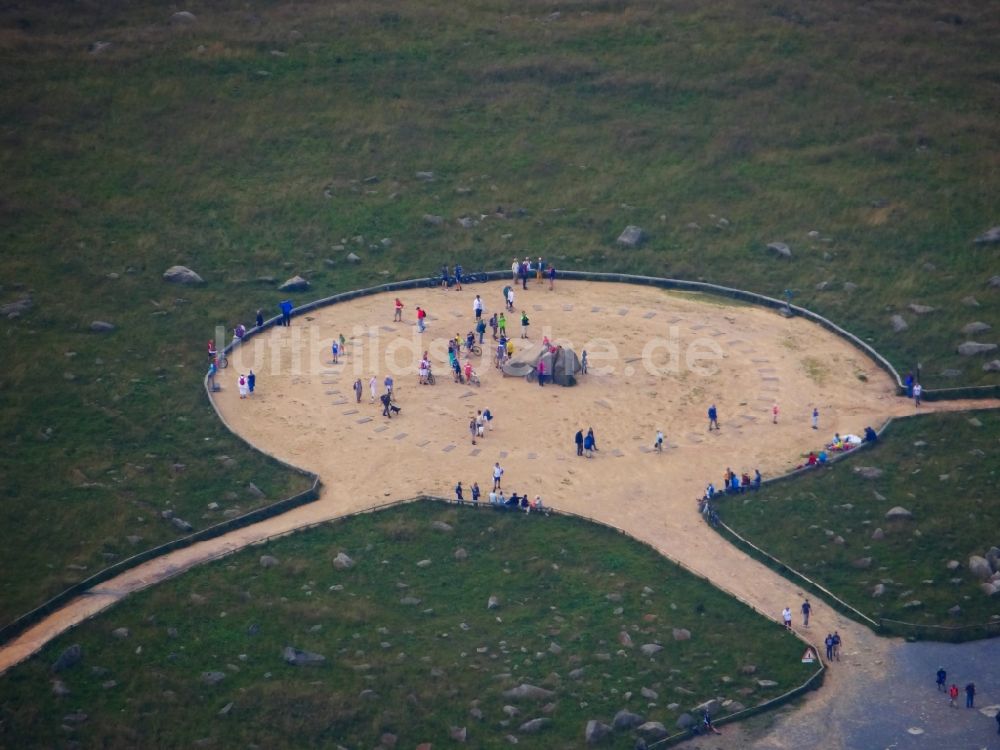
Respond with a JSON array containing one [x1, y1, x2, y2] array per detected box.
[[741, 471, 751, 487], [806, 452, 818, 466], [506, 492, 520, 508], [864, 426, 878, 443], [520, 494, 530, 511], [704, 483, 716, 500], [528, 495, 543, 513], [752, 469, 762, 490]]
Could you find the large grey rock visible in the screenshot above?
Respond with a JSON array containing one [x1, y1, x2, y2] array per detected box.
[[170, 11, 197, 24], [696, 698, 721, 716], [979, 582, 998, 597], [851, 557, 873, 569], [518, 718, 551, 734], [487, 594, 500, 610], [399, 596, 422, 606], [163, 265, 203, 285], [0, 295, 32, 317], [767, 242, 792, 259], [52, 644, 82, 673], [111, 627, 130, 639], [617, 226, 647, 248], [283, 646, 326, 666], [584, 720, 612, 744], [962, 322, 992, 335], [430, 521, 453, 532], [989, 275, 1000, 288], [259, 555, 279, 568], [908, 303, 935, 314], [984, 360, 1000, 373], [675, 713, 695, 730], [974, 227, 1000, 244], [278, 275, 309, 292], [637, 722, 668, 741], [172, 517, 193, 533], [873, 583, 886, 597], [640, 687, 658, 700], [957, 341, 998, 356], [889, 315, 908, 333], [639, 643, 663, 657], [503, 683, 554, 701], [611, 709, 645, 731], [457, 216, 478, 229], [423, 214, 444, 226], [962, 296, 980, 307], [201, 671, 226, 685], [757, 679, 779, 688], [986, 547, 1000, 570], [871, 527, 885, 540], [346, 252, 361, 263], [415, 171, 435, 181], [885, 506, 913, 521], [90, 320, 116, 333], [968, 556, 993, 580], [672, 627, 691, 641], [332, 552, 354, 570], [855, 466, 883, 479], [448, 726, 467, 742]]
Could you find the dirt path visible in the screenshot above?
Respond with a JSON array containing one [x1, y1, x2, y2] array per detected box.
[[1, 282, 995, 739]]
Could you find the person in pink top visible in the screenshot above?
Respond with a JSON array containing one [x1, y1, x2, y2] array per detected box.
[[393, 297, 404, 322], [772, 402, 779, 424], [537, 359, 546, 386]]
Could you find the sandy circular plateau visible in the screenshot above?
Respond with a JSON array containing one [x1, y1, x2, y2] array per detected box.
[[215, 280, 904, 525]]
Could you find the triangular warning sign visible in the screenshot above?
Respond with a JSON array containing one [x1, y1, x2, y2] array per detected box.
[[801, 647, 817, 663]]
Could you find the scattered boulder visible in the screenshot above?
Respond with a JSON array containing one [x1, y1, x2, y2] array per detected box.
[[346, 252, 361, 263], [278, 275, 309, 292], [611, 709, 644, 731], [974, 227, 1000, 244], [171, 517, 193, 533], [111, 627, 129, 639], [962, 296, 980, 307], [984, 360, 1000, 373], [584, 719, 612, 744], [415, 171, 435, 181], [989, 275, 1000, 288], [569, 667, 586, 680], [766, 242, 792, 259], [885, 507, 913, 521], [637, 722, 668, 741], [946, 560, 960, 571], [454, 548, 469, 561], [162, 265, 203, 285], [617, 226, 647, 248], [259, 555, 279, 569], [696, 699, 721, 716], [487, 594, 500, 610], [639, 644, 663, 657], [449, 725, 467, 742], [400, 596, 421, 606], [170, 11, 197, 24], [948, 605, 962, 618], [968, 556, 993, 580], [903, 600, 923, 609], [672, 628, 691, 641], [332, 552, 354, 570], [283, 646, 326, 666], [908, 303, 935, 314], [503, 683, 555, 701], [430, 521, 453, 532], [640, 687, 658, 700], [843, 281, 859, 292], [52, 644, 83, 673], [519, 718, 551, 734], [740, 664, 757, 675], [980, 583, 998, 597], [423, 214, 444, 226], [873, 583, 886, 597], [201, 671, 226, 685], [416, 559, 432, 568], [675, 713, 695, 730], [851, 557, 873, 569], [889, 315, 908, 333], [872, 527, 885, 540], [957, 341, 998, 356], [618, 631, 634, 647], [90, 320, 116, 333], [854, 466, 883, 479], [962, 322, 992, 335], [757, 679, 778, 688], [457, 216, 478, 229]]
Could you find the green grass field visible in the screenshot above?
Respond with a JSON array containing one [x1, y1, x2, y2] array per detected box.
[[0, 501, 815, 749], [0, 0, 997, 632], [714, 410, 1000, 631]]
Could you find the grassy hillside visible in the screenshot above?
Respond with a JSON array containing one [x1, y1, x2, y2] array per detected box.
[[715, 410, 1000, 632], [0, 501, 814, 749], [0, 0, 997, 621]]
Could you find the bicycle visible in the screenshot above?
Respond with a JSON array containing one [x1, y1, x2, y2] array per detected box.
[[467, 371, 481, 387], [467, 343, 482, 357], [428, 271, 490, 288], [213, 353, 229, 369]]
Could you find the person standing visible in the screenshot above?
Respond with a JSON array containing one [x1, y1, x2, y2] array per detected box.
[[207, 360, 218, 392], [489, 312, 498, 340], [948, 683, 959, 707], [520, 311, 530, 339], [331, 339, 340, 364], [469, 416, 478, 446], [537, 358, 545, 386], [772, 402, 779, 424], [256, 309, 264, 328], [475, 410, 485, 439], [575, 428, 584, 457], [935, 667, 947, 692], [473, 294, 483, 320], [825, 633, 834, 661], [352, 378, 362, 403], [369, 375, 377, 403], [471, 482, 481, 506], [380, 391, 393, 418], [455, 481, 464, 504], [520, 257, 529, 289], [384, 374, 394, 396], [394, 297, 404, 322], [536, 257, 544, 282], [416, 306, 427, 333], [832, 631, 841, 661], [801, 599, 811, 627], [511, 258, 519, 281], [782, 607, 792, 630], [654, 430, 664, 452], [548, 264, 556, 291], [913, 382, 922, 407], [583, 430, 595, 458], [587, 427, 598, 452], [247, 370, 256, 396], [476, 317, 486, 345], [279, 299, 293, 327], [811, 407, 819, 430], [453, 264, 463, 291], [581, 350, 588, 374], [506, 286, 515, 311], [492, 462, 504, 490], [708, 404, 719, 431], [498, 313, 507, 337], [965, 682, 976, 708], [904, 371, 914, 398], [238, 373, 249, 399]]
